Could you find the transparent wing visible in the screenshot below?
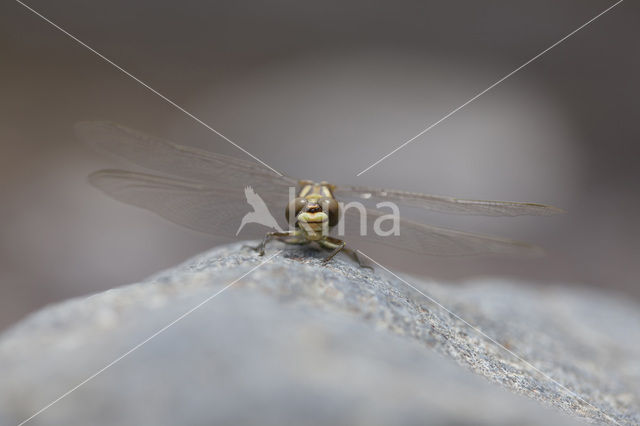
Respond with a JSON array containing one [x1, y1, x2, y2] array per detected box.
[[334, 185, 564, 217], [337, 207, 543, 257], [89, 169, 290, 239], [76, 121, 297, 194]]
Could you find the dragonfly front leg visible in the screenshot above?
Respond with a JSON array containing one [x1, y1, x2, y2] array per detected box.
[[319, 236, 346, 264], [250, 231, 297, 256], [343, 247, 374, 270]]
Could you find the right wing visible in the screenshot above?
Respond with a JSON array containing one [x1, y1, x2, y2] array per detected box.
[[89, 169, 289, 239], [76, 121, 297, 194]]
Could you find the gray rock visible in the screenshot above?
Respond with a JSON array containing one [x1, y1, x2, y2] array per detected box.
[[1, 242, 638, 425]]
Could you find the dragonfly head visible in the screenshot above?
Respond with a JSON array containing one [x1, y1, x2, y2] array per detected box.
[[297, 202, 329, 225], [286, 197, 339, 229]]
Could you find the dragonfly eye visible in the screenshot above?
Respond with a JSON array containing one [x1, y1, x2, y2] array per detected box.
[[318, 197, 339, 226], [285, 197, 308, 222]]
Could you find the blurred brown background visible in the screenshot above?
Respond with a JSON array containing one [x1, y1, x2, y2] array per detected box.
[[1, 0, 638, 331]]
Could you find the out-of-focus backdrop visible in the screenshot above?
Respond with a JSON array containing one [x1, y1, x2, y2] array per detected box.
[[1, 0, 638, 331]]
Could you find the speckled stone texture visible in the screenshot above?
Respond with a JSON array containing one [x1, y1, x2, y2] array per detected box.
[[0, 242, 638, 425]]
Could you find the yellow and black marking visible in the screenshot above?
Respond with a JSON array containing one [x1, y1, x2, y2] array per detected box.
[[297, 180, 336, 201]]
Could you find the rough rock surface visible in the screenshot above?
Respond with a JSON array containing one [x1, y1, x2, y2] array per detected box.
[[1, 242, 638, 425]]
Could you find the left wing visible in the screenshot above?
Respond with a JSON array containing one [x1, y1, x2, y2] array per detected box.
[[336, 207, 544, 257], [334, 185, 564, 217]]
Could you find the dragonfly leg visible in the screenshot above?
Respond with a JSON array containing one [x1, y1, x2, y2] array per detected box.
[[319, 236, 346, 264], [278, 236, 309, 245], [343, 247, 374, 270], [249, 231, 297, 256]]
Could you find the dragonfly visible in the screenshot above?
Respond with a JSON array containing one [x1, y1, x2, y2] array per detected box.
[[78, 122, 564, 265]]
